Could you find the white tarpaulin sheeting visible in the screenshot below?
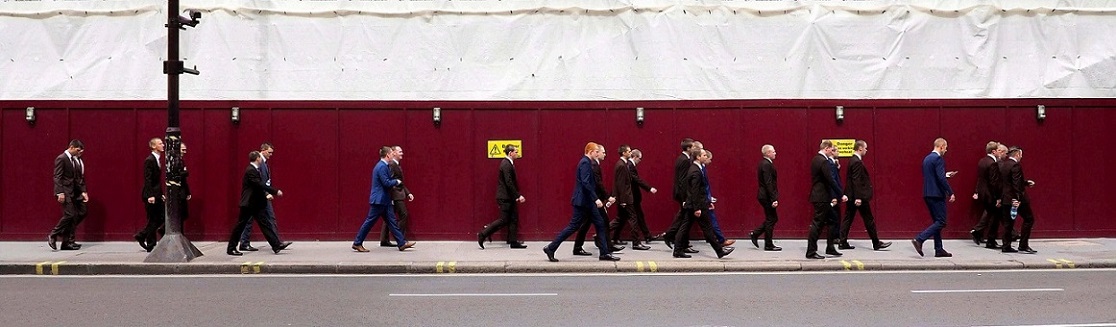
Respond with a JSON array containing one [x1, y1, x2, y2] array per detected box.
[[0, 0, 1114, 100]]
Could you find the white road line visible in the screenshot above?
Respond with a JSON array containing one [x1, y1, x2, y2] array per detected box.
[[912, 288, 1063, 294], [973, 321, 1116, 323], [389, 293, 557, 297], [3, 268, 1115, 278]]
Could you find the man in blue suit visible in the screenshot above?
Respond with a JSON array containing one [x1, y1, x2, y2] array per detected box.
[[543, 142, 620, 262], [352, 146, 415, 252], [913, 138, 957, 257]]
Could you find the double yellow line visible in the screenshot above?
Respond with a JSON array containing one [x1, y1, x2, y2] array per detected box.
[[635, 261, 658, 273], [35, 261, 66, 275], [436, 261, 457, 273], [840, 260, 865, 271], [241, 261, 264, 274], [1047, 258, 1075, 269]]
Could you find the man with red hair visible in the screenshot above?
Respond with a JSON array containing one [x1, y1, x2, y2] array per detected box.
[[543, 142, 620, 262]]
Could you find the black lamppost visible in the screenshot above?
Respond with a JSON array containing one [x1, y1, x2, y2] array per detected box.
[[145, 0, 203, 262]]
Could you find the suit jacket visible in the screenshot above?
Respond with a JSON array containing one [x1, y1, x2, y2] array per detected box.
[[495, 158, 520, 201], [683, 163, 709, 210], [388, 160, 411, 201], [592, 160, 609, 201], [845, 155, 873, 201], [570, 156, 599, 208], [757, 158, 778, 202], [828, 158, 843, 199], [142, 153, 163, 200], [974, 155, 1000, 202], [53, 152, 85, 196], [809, 153, 841, 203], [1000, 158, 1028, 203], [240, 163, 278, 209], [922, 151, 954, 198], [368, 160, 400, 205], [629, 160, 653, 204], [672, 153, 690, 202], [613, 158, 634, 205]]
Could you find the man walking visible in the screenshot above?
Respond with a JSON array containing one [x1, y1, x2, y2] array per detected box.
[[608, 145, 655, 250], [672, 148, 734, 259], [839, 140, 892, 250], [1000, 147, 1038, 254], [806, 140, 845, 259], [48, 140, 88, 251], [542, 143, 620, 262], [134, 137, 165, 252], [913, 138, 957, 257], [970, 141, 1004, 247], [227, 151, 293, 255], [353, 147, 416, 252], [380, 146, 414, 247], [478, 145, 527, 249], [749, 144, 781, 251], [239, 143, 286, 252]]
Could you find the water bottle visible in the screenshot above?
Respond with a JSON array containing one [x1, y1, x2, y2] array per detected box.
[[1010, 206, 1018, 220]]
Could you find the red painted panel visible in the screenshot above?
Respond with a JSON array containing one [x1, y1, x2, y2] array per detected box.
[[1072, 108, 1116, 232], [872, 108, 942, 237], [739, 108, 810, 236], [535, 110, 607, 239], [604, 108, 676, 236], [69, 109, 139, 240], [807, 107, 875, 238], [473, 110, 539, 239], [1006, 106, 1074, 233], [1, 108, 68, 237], [337, 110, 406, 241], [194, 109, 240, 239], [405, 109, 475, 239], [271, 110, 340, 238], [939, 108, 1008, 232]]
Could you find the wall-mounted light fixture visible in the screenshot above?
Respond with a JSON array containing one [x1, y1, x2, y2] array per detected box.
[[835, 106, 845, 123], [231, 106, 240, 124], [433, 107, 441, 126], [1036, 104, 1046, 122], [25, 107, 35, 125], [636, 107, 645, 125]]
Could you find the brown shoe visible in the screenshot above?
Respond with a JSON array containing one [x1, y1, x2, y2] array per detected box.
[[351, 245, 370, 252], [398, 241, 416, 251], [722, 239, 736, 247]]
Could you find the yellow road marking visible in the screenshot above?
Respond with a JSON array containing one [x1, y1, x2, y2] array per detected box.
[[840, 260, 852, 270], [448, 261, 457, 273], [51, 261, 65, 275], [636, 261, 645, 272], [241, 261, 265, 274], [852, 260, 865, 270], [1046, 259, 1062, 268], [648, 261, 657, 272], [254, 262, 263, 273], [436, 261, 445, 273], [1059, 259, 1075, 269], [36, 261, 50, 275]]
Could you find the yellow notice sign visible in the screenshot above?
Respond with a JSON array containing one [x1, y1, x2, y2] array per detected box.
[[832, 139, 857, 158], [487, 140, 523, 158]]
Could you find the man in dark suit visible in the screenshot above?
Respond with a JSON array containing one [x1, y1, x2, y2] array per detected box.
[[806, 140, 846, 259], [969, 141, 1004, 247], [48, 140, 88, 251], [573, 144, 621, 256], [353, 147, 416, 252], [380, 145, 415, 247], [1000, 147, 1037, 254], [543, 142, 619, 262], [478, 145, 527, 249], [609, 147, 658, 250], [659, 139, 702, 253], [133, 137, 165, 252], [628, 149, 657, 245], [840, 140, 892, 250], [239, 143, 285, 252], [672, 148, 733, 259], [158, 142, 192, 236], [913, 138, 957, 257], [749, 144, 781, 251], [827, 153, 845, 249], [226, 151, 293, 255]]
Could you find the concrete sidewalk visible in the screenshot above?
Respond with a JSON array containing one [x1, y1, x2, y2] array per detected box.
[[2, 238, 1115, 275]]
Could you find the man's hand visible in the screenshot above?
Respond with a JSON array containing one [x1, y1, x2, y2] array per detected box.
[[972, 193, 979, 200], [186, 195, 192, 201], [517, 195, 525, 203], [709, 203, 715, 210], [56, 193, 65, 203], [276, 190, 284, 197], [830, 199, 838, 206], [948, 194, 956, 203], [649, 187, 658, 194], [266, 194, 274, 201], [694, 210, 702, 217], [772, 201, 778, 208], [608, 196, 616, 205], [841, 195, 849, 203], [854, 199, 862, 206], [995, 199, 1001, 207], [595, 199, 604, 208], [147, 196, 156, 204], [407, 194, 415, 202], [711, 197, 717, 203], [81, 192, 89, 203]]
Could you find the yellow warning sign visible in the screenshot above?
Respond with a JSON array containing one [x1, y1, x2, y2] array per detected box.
[[487, 140, 523, 159], [832, 139, 856, 158]]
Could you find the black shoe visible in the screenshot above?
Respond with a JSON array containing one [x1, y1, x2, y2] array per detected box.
[[664, 238, 674, 249], [632, 244, 651, 251], [673, 252, 692, 258], [1018, 247, 1037, 254], [873, 241, 892, 251], [379, 242, 396, 247], [510, 242, 528, 249], [60, 245, 80, 251], [273, 241, 293, 254], [227, 249, 243, 256], [764, 246, 783, 251], [1002, 247, 1018, 253], [599, 254, 621, 261], [134, 234, 150, 251], [572, 249, 593, 256], [65, 243, 82, 250], [613, 240, 628, 245], [543, 246, 558, 262], [749, 231, 760, 248], [985, 243, 1001, 249], [825, 249, 843, 257], [911, 239, 924, 257], [717, 247, 735, 258], [970, 229, 982, 245], [48, 234, 58, 251], [239, 245, 259, 252], [806, 253, 825, 259], [69, 242, 82, 248], [477, 233, 486, 250], [934, 250, 953, 257], [683, 247, 699, 254], [609, 245, 625, 252], [838, 243, 856, 250]]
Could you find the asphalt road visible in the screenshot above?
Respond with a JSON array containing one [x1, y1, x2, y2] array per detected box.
[[3, 270, 1115, 326]]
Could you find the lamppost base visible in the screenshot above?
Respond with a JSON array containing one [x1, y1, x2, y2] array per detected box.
[[143, 233, 203, 263]]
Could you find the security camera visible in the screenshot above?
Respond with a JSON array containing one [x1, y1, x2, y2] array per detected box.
[[178, 10, 201, 28]]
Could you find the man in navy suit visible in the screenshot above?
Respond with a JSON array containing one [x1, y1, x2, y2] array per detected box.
[[239, 143, 285, 252], [913, 138, 957, 257], [543, 142, 620, 262], [352, 146, 415, 252], [226, 151, 292, 255]]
